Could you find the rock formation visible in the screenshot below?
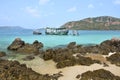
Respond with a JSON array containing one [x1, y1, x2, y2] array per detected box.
[[0, 59, 62, 80], [8, 38, 43, 54], [107, 53, 120, 66], [79, 69, 120, 80]]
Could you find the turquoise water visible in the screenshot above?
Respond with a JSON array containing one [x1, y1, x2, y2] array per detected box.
[[0, 29, 120, 51]]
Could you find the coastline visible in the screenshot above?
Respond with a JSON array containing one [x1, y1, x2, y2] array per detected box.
[[1, 37, 120, 80]]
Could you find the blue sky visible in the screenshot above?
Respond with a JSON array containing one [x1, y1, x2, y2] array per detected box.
[[0, 0, 120, 29]]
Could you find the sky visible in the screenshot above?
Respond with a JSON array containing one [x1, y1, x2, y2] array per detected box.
[[0, 0, 120, 29]]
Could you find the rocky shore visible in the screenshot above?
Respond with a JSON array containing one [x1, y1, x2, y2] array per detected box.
[[0, 59, 63, 80], [0, 37, 120, 80], [78, 69, 120, 80]]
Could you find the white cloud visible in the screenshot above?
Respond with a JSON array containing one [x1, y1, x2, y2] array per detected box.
[[25, 7, 40, 17], [114, 0, 120, 5], [88, 4, 94, 9], [39, 0, 50, 5], [67, 6, 77, 12]]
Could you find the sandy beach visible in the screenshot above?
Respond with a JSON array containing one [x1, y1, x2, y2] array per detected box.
[[11, 54, 120, 80]]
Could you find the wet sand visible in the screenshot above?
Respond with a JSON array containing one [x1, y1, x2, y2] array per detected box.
[[8, 54, 120, 80]]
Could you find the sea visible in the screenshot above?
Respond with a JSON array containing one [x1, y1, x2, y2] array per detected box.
[[0, 28, 120, 53]]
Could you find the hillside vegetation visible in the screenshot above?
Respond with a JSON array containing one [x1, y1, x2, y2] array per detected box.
[[61, 16, 120, 30]]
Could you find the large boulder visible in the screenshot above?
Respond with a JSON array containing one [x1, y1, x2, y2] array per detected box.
[[7, 38, 43, 54], [7, 38, 25, 50], [43, 49, 54, 60], [107, 53, 120, 66], [67, 42, 76, 49], [33, 40, 43, 49], [80, 69, 120, 80], [100, 39, 120, 53], [17, 43, 40, 54]]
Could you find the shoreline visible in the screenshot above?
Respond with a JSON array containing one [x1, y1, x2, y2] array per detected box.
[[1, 38, 120, 80]]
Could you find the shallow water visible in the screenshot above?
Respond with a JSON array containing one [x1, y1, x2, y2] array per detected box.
[[0, 29, 120, 52]]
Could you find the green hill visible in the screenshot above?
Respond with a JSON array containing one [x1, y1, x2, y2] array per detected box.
[[61, 16, 120, 30]]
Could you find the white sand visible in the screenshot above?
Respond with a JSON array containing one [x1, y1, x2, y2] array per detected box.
[[59, 64, 120, 80], [11, 54, 120, 80]]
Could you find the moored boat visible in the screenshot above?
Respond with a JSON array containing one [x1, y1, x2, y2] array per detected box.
[[45, 27, 69, 35], [33, 30, 42, 35]]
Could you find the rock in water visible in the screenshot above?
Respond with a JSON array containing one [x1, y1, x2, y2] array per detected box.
[[67, 42, 76, 49], [7, 38, 43, 54], [33, 40, 43, 49], [7, 38, 25, 50]]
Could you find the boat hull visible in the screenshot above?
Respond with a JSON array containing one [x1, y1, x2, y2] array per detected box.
[[45, 28, 69, 35]]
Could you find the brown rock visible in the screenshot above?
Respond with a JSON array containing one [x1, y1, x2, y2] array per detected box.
[[7, 38, 25, 50], [67, 42, 76, 49], [33, 40, 43, 49], [80, 69, 120, 80], [76, 74, 80, 79], [0, 59, 61, 80], [107, 53, 120, 66], [22, 55, 35, 61], [0, 51, 6, 57], [7, 38, 43, 54]]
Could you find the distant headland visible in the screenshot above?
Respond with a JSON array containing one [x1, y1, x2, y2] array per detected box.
[[61, 16, 120, 30], [0, 26, 24, 29]]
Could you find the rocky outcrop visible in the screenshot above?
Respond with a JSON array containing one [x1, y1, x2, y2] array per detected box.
[[107, 53, 120, 66], [0, 59, 62, 80], [67, 42, 76, 49], [79, 69, 120, 80], [43, 49, 54, 60], [43, 45, 101, 68], [98, 38, 120, 55], [80, 38, 120, 55], [7, 38, 25, 50], [8, 38, 43, 54], [43, 39, 120, 68], [7, 38, 120, 69], [56, 54, 101, 68], [0, 51, 6, 57]]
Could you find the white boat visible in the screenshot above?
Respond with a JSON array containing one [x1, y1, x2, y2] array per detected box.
[[45, 27, 69, 35]]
